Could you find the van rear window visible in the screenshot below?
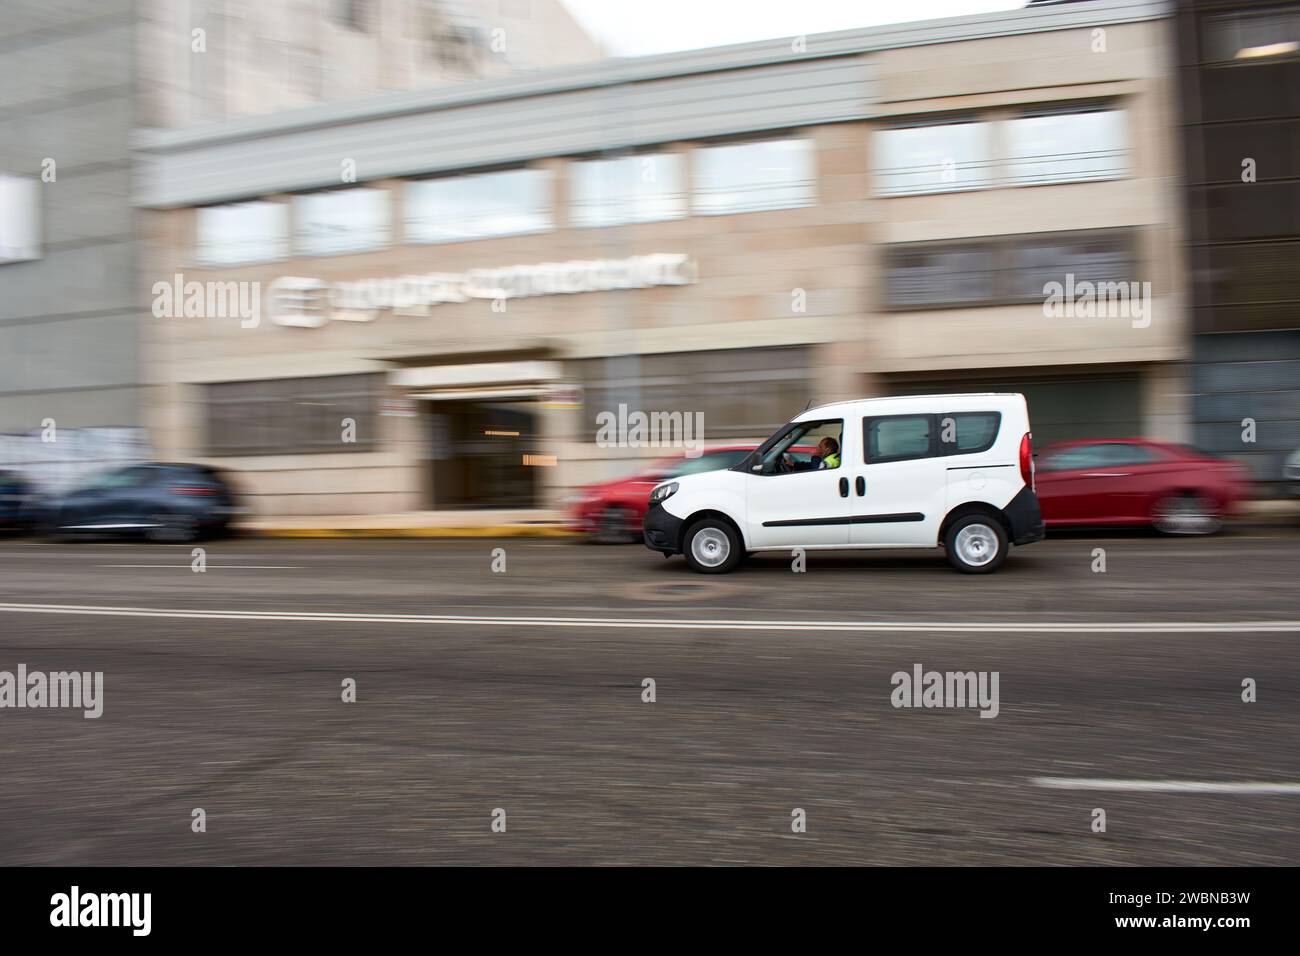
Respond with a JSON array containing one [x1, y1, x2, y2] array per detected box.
[[940, 412, 1001, 455]]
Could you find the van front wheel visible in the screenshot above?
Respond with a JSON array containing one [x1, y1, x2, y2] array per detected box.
[[683, 518, 742, 574], [944, 514, 1008, 574]]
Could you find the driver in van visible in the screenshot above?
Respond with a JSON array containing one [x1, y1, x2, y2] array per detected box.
[[783, 436, 841, 472], [817, 436, 840, 469]]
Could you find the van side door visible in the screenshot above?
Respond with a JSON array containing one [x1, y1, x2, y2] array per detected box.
[[849, 413, 946, 547], [743, 418, 850, 549]]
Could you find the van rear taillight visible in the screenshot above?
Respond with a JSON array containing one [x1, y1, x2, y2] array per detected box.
[[170, 485, 216, 496], [1019, 433, 1034, 491]]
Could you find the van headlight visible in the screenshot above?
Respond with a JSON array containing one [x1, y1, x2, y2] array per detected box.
[[649, 481, 679, 505]]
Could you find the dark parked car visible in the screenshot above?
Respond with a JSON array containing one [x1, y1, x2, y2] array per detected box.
[[0, 469, 36, 532], [37, 463, 243, 542], [1036, 438, 1251, 535]]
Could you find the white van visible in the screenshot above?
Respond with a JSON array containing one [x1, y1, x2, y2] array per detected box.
[[643, 393, 1044, 573]]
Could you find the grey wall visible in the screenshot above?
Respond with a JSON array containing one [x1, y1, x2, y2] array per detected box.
[[1192, 331, 1300, 483], [0, 0, 141, 433]]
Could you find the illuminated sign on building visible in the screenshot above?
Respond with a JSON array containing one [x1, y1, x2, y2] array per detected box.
[[267, 253, 697, 327], [0, 174, 41, 264]]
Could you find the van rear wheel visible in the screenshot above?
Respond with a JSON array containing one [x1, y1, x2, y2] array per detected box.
[[683, 518, 742, 574], [944, 514, 1008, 574]]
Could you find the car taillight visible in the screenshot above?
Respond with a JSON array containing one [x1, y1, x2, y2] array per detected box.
[[170, 485, 216, 496], [1019, 433, 1034, 491]]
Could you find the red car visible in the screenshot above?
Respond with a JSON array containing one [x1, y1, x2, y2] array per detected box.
[[569, 445, 815, 543], [1036, 438, 1252, 534]]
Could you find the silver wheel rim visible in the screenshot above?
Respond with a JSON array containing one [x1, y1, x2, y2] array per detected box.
[[690, 527, 730, 568], [954, 523, 998, 567], [1154, 497, 1220, 535]]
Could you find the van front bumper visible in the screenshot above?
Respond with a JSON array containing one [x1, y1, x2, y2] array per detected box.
[[1006, 486, 1045, 544], [643, 501, 683, 555]]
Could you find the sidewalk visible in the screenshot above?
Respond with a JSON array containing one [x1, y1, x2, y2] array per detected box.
[[240, 500, 1298, 539], [242, 509, 577, 538]]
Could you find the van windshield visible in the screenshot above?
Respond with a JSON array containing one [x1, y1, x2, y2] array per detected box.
[[746, 419, 843, 474]]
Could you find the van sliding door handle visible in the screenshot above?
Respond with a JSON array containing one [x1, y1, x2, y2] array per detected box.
[[838, 477, 849, 497], [855, 476, 865, 496]]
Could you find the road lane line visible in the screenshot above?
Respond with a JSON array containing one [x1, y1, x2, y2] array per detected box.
[[0, 601, 1295, 633], [1032, 777, 1300, 794], [94, 565, 301, 569]]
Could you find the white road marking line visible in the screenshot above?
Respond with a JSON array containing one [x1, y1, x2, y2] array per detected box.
[[95, 565, 300, 569], [1032, 777, 1300, 794], [0, 601, 1295, 633]]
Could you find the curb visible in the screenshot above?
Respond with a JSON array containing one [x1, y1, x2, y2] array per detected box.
[[246, 525, 579, 539]]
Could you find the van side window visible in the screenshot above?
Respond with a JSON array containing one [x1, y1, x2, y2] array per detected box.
[[864, 415, 933, 463], [938, 411, 1001, 455]]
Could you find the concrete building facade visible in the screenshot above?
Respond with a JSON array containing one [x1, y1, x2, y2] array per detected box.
[[133, 0, 1191, 516], [0, 0, 145, 484], [137, 0, 604, 128], [0, 0, 600, 488], [1175, 0, 1300, 488]]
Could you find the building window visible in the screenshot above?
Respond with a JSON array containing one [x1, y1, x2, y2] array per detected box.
[[692, 137, 816, 215], [1004, 105, 1128, 186], [1202, 7, 1300, 63], [576, 346, 811, 439], [884, 228, 1138, 310], [1007, 229, 1138, 301], [884, 243, 1000, 309], [405, 168, 550, 244], [204, 374, 381, 456], [873, 117, 994, 196], [294, 187, 389, 256], [195, 201, 288, 266], [568, 152, 686, 228], [0, 174, 41, 264]]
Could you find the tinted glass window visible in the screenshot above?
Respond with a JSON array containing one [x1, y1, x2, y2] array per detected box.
[[866, 415, 933, 463], [205, 373, 381, 456], [1202, 7, 1300, 63], [940, 412, 1001, 454], [1040, 445, 1111, 471], [1096, 443, 1162, 467], [84, 467, 151, 491], [883, 228, 1138, 310]]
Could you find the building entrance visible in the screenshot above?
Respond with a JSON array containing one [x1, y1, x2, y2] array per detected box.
[[426, 400, 539, 508]]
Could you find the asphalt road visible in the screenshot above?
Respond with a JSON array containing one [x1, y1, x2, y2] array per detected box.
[[0, 530, 1296, 865]]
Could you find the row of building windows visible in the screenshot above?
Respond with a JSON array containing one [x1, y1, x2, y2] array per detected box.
[[195, 104, 1130, 265], [883, 228, 1139, 310], [203, 348, 814, 456], [196, 137, 816, 265], [874, 105, 1128, 196]]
